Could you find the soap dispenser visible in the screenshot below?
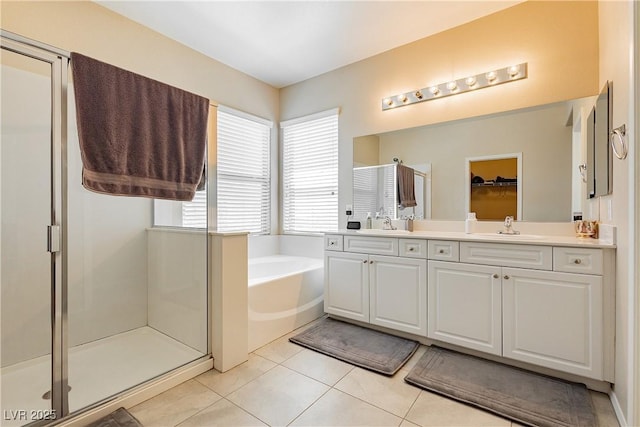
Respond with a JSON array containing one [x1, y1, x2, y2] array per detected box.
[[366, 212, 372, 229], [465, 212, 477, 234]]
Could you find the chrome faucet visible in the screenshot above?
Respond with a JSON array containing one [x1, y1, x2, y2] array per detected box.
[[500, 216, 520, 235], [382, 216, 397, 230]]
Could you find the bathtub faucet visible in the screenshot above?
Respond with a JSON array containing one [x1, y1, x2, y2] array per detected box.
[[382, 216, 397, 230]]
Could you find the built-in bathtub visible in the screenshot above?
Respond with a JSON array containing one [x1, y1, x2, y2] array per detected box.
[[247, 235, 324, 352]]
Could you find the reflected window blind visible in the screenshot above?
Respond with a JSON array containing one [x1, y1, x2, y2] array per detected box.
[[382, 165, 396, 216], [182, 190, 207, 227], [217, 109, 271, 233], [353, 167, 378, 219], [282, 109, 339, 233]]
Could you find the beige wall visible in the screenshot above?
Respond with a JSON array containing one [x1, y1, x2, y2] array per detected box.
[[598, 1, 636, 424], [1, 1, 279, 120], [353, 135, 380, 166], [280, 0, 598, 230]]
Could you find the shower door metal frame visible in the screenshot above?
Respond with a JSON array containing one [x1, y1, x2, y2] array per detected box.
[[1, 30, 70, 422]]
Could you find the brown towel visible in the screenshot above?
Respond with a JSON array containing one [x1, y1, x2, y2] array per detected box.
[[397, 164, 417, 208], [70, 52, 209, 201]]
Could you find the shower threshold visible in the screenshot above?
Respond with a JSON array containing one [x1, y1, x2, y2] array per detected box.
[[0, 327, 205, 426]]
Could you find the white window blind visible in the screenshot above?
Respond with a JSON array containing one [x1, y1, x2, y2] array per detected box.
[[179, 107, 271, 233], [282, 109, 339, 233], [217, 108, 271, 234], [182, 190, 207, 227]]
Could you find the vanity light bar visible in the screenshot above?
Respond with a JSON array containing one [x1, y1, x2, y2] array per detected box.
[[381, 63, 528, 111]]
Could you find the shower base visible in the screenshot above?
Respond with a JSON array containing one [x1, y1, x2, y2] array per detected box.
[[0, 327, 205, 426]]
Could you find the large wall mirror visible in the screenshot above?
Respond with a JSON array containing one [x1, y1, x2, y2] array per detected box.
[[589, 81, 613, 198], [353, 95, 604, 222]]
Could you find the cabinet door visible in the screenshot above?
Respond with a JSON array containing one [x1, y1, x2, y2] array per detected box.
[[369, 255, 427, 335], [502, 268, 603, 379], [428, 261, 502, 355], [324, 252, 369, 322]]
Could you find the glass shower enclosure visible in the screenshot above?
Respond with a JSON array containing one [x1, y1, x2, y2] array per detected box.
[[1, 31, 209, 425]]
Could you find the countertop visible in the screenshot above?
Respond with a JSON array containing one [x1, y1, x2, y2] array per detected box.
[[331, 229, 616, 248]]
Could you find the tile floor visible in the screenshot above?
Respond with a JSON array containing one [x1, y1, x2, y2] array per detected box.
[[130, 320, 620, 427]]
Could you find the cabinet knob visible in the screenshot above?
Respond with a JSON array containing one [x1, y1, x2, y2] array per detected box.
[[369, 260, 374, 264], [503, 275, 510, 280], [363, 260, 367, 263], [438, 249, 445, 254], [573, 259, 582, 265], [330, 241, 335, 246], [409, 247, 415, 251], [493, 274, 499, 279]]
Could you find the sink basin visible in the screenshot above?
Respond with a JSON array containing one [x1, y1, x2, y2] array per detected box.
[[356, 229, 412, 235], [472, 233, 544, 240]]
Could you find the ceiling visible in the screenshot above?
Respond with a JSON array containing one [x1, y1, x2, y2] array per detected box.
[[96, 1, 523, 88]]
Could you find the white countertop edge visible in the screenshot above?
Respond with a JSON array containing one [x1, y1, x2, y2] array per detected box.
[[329, 229, 616, 248]]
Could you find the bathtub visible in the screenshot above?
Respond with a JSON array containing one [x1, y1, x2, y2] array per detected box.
[[248, 255, 324, 352]]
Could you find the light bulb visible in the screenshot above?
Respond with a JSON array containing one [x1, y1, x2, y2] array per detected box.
[[508, 65, 520, 77], [398, 94, 408, 103], [465, 76, 477, 87], [384, 98, 393, 106], [486, 71, 498, 82], [429, 86, 440, 96], [446, 81, 458, 92], [414, 90, 423, 100]]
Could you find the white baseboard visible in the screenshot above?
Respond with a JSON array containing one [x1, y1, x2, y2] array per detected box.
[[610, 390, 628, 427]]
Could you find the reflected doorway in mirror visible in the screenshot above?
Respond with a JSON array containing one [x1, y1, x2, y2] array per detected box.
[[466, 153, 522, 221]]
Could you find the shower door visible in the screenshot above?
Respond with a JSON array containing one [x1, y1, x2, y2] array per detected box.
[[1, 34, 68, 425], [2, 31, 210, 425]]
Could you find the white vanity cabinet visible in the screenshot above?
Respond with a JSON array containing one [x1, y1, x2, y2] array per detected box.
[[369, 255, 426, 335], [324, 234, 427, 335], [324, 250, 370, 322], [502, 267, 603, 379], [428, 241, 612, 381], [427, 261, 502, 355], [325, 232, 614, 382]]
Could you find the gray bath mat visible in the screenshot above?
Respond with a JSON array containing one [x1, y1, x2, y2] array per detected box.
[[289, 317, 419, 375], [404, 346, 596, 427], [86, 407, 143, 427]]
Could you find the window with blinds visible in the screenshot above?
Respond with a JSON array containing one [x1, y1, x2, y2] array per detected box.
[[216, 108, 271, 233], [179, 107, 271, 233], [282, 108, 339, 233]]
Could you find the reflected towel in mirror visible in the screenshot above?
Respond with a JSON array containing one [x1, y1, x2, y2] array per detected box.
[[397, 164, 417, 208]]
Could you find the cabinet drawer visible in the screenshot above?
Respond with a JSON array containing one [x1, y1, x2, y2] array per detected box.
[[344, 236, 398, 256], [428, 240, 460, 261], [399, 239, 427, 258], [553, 247, 603, 275], [324, 234, 343, 251], [460, 242, 552, 270]]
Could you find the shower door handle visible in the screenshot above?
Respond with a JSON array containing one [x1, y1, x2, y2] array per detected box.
[[47, 225, 61, 253]]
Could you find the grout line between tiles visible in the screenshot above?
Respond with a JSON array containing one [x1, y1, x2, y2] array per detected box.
[[285, 385, 333, 427]]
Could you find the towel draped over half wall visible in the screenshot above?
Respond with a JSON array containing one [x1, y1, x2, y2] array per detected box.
[[70, 52, 209, 201], [397, 163, 417, 208]]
